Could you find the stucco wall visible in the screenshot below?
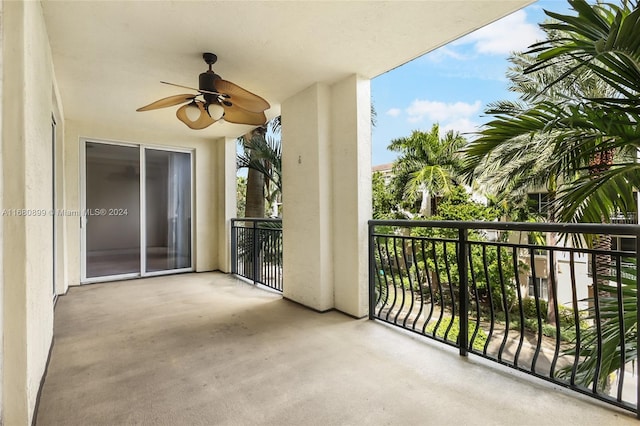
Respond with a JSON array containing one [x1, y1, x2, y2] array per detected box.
[[0, 0, 4, 421], [2, 1, 56, 424], [330, 75, 371, 317], [282, 83, 335, 311], [0, 4, 237, 424], [215, 137, 236, 273], [281, 75, 372, 317]]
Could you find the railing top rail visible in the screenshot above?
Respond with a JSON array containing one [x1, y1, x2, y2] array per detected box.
[[231, 217, 282, 224], [369, 219, 640, 236]]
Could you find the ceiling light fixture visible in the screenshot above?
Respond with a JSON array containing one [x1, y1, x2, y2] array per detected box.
[[137, 52, 269, 130]]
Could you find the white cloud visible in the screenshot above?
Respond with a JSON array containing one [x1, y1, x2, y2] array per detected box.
[[456, 10, 544, 55], [441, 118, 480, 137], [385, 108, 402, 117], [405, 99, 482, 123]]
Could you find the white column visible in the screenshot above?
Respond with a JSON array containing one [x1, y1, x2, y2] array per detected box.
[[282, 83, 334, 311], [330, 75, 371, 317], [282, 75, 371, 317], [216, 137, 237, 273]]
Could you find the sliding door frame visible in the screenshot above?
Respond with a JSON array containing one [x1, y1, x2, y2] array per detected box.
[[80, 138, 195, 284], [141, 145, 195, 278]]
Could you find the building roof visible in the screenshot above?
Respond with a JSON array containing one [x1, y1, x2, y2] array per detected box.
[[372, 163, 394, 173]]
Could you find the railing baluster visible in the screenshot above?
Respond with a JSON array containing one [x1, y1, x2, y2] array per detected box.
[[549, 249, 562, 378], [368, 224, 376, 321], [530, 246, 544, 374], [231, 219, 238, 274], [410, 239, 423, 330], [590, 246, 604, 394], [251, 222, 258, 283], [468, 243, 481, 352], [376, 237, 392, 318], [442, 241, 456, 342], [401, 237, 417, 328], [496, 245, 509, 359], [386, 237, 400, 323], [458, 229, 468, 356], [420, 240, 435, 334], [482, 244, 494, 356], [569, 250, 581, 387], [431, 241, 445, 338], [499, 246, 515, 363], [615, 255, 625, 402]]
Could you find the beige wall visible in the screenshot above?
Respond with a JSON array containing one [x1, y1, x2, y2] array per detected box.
[[215, 137, 237, 273], [282, 83, 335, 311], [0, 0, 4, 420], [282, 75, 371, 317], [2, 1, 57, 424], [330, 75, 371, 317], [1, 3, 235, 424]]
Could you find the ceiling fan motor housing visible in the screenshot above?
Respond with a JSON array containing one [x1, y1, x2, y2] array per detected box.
[[199, 71, 221, 103]]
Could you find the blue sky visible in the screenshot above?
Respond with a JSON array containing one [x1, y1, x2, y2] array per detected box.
[[371, 0, 573, 166]]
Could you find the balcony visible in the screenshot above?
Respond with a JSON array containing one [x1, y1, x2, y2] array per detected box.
[[36, 272, 636, 425], [369, 220, 640, 415], [228, 217, 640, 419]]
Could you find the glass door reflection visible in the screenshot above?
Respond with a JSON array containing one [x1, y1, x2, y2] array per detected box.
[[85, 142, 141, 278], [145, 149, 192, 272]]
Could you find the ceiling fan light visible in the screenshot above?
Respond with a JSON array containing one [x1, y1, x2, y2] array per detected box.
[[184, 102, 202, 121], [208, 103, 225, 121], [176, 101, 216, 130]]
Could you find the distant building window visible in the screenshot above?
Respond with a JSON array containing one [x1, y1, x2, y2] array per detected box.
[[612, 236, 635, 253], [527, 193, 550, 218], [529, 277, 548, 301]]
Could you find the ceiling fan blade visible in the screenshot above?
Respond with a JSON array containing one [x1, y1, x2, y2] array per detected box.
[[161, 80, 225, 97], [215, 79, 270, 113], [176, 101, 216, 129], [160, 81, 201, 92], [222, 103, 267, 126], [136, 94, 195, 111]]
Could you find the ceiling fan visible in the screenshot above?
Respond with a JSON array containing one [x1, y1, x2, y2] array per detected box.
[[137, 53, 270, 130]]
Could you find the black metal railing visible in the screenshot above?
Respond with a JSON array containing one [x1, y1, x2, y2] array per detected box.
[[231, 218, 283, 292], [369, 220, 640, 416]]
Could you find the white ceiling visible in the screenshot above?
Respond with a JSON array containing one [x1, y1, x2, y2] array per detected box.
[[42, 0, 535, 140]]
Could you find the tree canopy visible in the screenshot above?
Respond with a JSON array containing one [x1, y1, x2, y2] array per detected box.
[[464, 0, 640, 224]]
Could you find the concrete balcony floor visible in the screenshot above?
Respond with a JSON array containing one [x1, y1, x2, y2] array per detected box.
[[37, 272, 637, 425]]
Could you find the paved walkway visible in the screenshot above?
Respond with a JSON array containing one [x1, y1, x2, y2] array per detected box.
[[36, 272, 636, 425]]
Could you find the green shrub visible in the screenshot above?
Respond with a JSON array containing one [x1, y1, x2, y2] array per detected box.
[[557, 304, 585, 328], [522, 297, 548, 321], [426, 316, 488, 351]]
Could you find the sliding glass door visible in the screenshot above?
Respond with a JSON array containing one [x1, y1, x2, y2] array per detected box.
[[83, 141, 193, 282], [85, 142, 141, 279], [144, 149, 191, 273]]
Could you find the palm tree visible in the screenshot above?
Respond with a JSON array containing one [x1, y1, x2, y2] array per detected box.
[[465, 0, 640, 389], [240, 126, 267, 218], [237, 132, 282, 217], [238, 117, 282, 217], [468, 22, 627, 323], [389, 124, 466, 217]]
